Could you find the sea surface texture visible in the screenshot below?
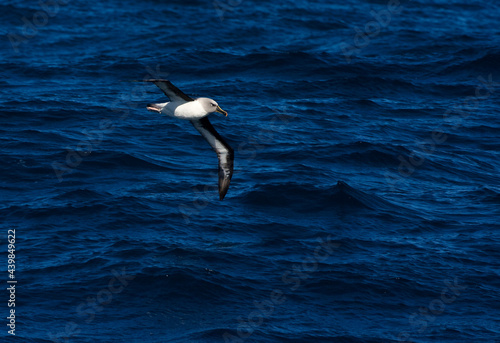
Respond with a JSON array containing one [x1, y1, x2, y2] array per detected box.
[[1, 0, 500, 342]]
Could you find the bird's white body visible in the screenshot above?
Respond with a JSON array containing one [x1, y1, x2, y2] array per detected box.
[[160, 100, 209, 120]]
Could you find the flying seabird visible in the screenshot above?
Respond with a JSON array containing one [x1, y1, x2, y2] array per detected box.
[[145, 80, 234, 200]]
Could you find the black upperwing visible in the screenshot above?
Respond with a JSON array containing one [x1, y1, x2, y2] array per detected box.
[[190, 117, 234, 200], [145, 79, 193, 103]]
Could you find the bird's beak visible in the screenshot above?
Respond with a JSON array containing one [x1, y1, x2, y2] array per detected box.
[[215, 105, 228, 117], [147, 103, 162, 113]]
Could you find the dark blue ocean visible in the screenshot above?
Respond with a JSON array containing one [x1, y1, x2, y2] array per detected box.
[[2, 0, 500, 342]]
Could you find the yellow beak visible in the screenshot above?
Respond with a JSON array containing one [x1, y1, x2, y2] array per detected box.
[[215, 105, 228, 117]]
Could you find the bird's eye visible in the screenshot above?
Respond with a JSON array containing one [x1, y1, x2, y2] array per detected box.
[[211, 103, 216, 107]]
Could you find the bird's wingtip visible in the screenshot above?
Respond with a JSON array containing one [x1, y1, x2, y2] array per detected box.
[[218, 179, 231, 201]]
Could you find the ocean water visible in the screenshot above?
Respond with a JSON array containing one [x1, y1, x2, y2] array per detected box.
[[1, 0, 500, 342]]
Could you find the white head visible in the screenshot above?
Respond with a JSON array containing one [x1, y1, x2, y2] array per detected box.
[[197, 97, 228, 116]]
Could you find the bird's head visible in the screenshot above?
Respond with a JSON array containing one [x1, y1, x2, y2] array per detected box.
[[197, 97, 228, 117]]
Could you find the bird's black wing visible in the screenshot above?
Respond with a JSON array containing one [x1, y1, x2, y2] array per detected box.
[[145, 79, 193, 102], [190, 117, 234, 200]]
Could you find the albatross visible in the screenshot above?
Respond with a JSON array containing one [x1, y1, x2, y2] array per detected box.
[[145, 80, 234, 200]]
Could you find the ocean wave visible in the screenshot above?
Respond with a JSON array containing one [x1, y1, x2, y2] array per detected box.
[[240, 180, 413, 216], [78, 150, 178, 171], [441, 50, 500, 75], [464, 186, 500, 204]]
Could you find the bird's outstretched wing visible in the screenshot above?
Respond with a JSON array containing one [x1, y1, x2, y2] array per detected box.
[[145, 79, 193, 102], [190, 117, 234, 200]]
